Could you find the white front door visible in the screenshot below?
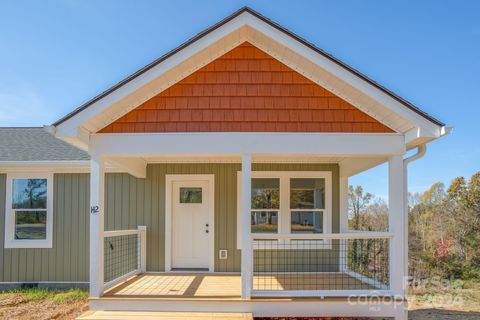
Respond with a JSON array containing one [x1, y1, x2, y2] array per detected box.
[[171, 179, 211, 269]]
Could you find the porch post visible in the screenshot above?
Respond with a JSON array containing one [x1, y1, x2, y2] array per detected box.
[[339, 173, 349, 233], [241, 154, 252, 300], [388, 155, 406, 297], [89, 155, 105, 298], [339, 173, 349, 272]]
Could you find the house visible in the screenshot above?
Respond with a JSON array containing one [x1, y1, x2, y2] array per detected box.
[[0, 7, 449, 319]]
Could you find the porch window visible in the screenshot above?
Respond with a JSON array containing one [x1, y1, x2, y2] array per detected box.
[[251, 178, 279, 233], [4, 174, 53, 248], [290, 178, 325, 233], [237, 171, 332, 248]]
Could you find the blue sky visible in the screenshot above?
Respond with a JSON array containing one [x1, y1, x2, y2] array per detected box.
[[0, 0, 479, 198]]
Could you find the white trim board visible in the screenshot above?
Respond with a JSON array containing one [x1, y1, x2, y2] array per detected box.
[[0, 161, 90, 174], [89, 133, 406, 157], [165, 174, 215, 272]]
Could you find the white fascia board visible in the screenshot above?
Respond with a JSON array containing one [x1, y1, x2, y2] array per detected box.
[[0, 161, 91, 173], [0, 161, 139, 174], [89, 132, 405, 157]]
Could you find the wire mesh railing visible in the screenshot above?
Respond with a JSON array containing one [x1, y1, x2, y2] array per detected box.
[[103, 226, 146, 290], [251, 232, 391, 296]]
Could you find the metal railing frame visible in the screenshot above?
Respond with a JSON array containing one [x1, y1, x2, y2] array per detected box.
[[250, 231, 393, 297], [103, 226, 147, 291]]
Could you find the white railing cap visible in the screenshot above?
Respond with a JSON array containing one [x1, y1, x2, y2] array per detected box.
[[252, 232, 394, 240]]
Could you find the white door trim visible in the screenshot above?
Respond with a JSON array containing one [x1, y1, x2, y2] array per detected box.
[[165, 174, 215, 272]]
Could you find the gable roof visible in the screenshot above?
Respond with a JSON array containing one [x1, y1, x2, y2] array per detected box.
[[98, 42, 394, 134], [52, 7, 443, 128], [0, 128, 90, 162]]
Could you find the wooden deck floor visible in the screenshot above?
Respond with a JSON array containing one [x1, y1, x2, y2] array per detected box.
[[103, 273, 372, 299]]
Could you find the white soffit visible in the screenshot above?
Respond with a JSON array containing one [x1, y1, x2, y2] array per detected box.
[[54, 9, 443, 142]]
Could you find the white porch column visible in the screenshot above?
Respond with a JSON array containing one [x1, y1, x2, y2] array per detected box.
[[241, 154, 252, 300], [388, 155, 406, 297], [339, 174, 349, 233], [89, 155, 105, 298], [339, 173, 349, 272]]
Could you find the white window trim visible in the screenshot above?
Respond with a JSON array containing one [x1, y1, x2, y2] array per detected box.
[[4, 173, 54, 248], [236, 171, 332, 249]]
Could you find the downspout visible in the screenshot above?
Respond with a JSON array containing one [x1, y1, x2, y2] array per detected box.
[[402, 144, 427, 296]]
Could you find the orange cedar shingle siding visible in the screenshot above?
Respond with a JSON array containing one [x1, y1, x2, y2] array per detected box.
[[99, 43, 393, 133]]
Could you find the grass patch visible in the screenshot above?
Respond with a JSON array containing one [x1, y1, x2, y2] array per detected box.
[[409, 280, 480, 311], [52, 289, 88, 303], [0, 288, 88, 304]]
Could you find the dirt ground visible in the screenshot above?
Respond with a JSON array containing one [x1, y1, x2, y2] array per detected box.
[[0, 289, 89, 320], [408, 308, 480, 320], [1, 289, 479, 320]]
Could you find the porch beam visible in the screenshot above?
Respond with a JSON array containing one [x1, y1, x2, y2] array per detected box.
[[89, 155, 105, 298], [89, 133, 405, 156], [241, 154, 252, 300], [388, 155, 406, 297]]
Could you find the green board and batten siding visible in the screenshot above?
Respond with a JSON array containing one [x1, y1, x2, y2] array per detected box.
[[0, 173, 90, 284], [0, 163, 339, 283]]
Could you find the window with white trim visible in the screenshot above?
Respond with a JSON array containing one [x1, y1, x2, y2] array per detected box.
[[290, 178, 325, 234], [237, 171, 332, 248], [5, 174, 53, 248], [251, 178, 279, 233]]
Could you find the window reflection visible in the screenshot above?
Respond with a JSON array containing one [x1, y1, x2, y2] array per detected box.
[[179, 187, 202, 203], [12, 179, 47, 209], [290, 178, 325, 209], [251, 211, 278, 233], [15, 211, 47, 239], [291, 211, 323, 233], [251, 178, 279, 209]]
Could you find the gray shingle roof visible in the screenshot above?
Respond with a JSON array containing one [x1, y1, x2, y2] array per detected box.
[[0, 127, 90, 161]]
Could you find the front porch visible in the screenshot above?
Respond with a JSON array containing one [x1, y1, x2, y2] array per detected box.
[[103, 272, 375, 299], [90, 271, 404, 318], [86, 152, 408, 318]]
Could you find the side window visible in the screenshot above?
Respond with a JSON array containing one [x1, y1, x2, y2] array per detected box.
[[5, 174, 53, 248]]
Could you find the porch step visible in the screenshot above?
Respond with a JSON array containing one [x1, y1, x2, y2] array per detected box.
[[77, 310, 253, 320]]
